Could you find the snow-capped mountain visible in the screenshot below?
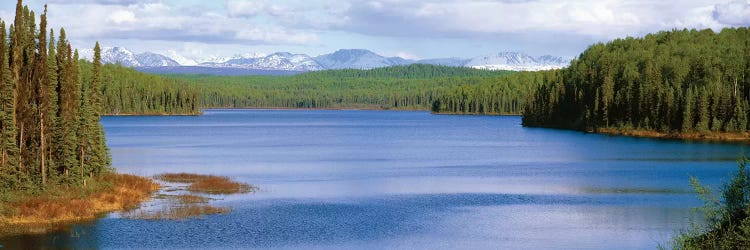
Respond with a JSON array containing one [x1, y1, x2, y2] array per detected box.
[[96, 47, 142, 67], [466, 52, 569, 71], [204, 52, 322, 71], [83, 46, 571, 74], [134, 52, 180, 67], [165, 50, 198, 66], [314, 49, 410, 70], [80, 47, 179, 67]]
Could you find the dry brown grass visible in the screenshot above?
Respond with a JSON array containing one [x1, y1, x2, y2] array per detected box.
[[188, 176, 253, 194], [0, 173, 159, 235], [154, 173, 212, 183], [175, 194, 209, 203], [156, 173, 254, 194], [597, 127, 750, 143], [125, 204, 230, 220]]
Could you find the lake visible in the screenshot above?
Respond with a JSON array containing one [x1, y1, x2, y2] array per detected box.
[[3, 109, 748, 249]]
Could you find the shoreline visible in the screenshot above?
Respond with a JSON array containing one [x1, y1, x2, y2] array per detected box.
[[0, 173, 159, 236], [203, 107, 427, 112], [430, 111, 522, 116], [596, 127, 750, 143], [103, 112, 202, 117]]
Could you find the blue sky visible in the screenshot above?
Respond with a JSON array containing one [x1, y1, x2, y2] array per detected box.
[[1, 0, 749, 61]]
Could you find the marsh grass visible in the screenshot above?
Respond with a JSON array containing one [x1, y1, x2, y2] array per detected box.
[[176, 194, 210, 204], [155, 173, 254, 195], [0, 174, 159, 236], [125, 204, 230, 220], [123, 173, 255, 220]]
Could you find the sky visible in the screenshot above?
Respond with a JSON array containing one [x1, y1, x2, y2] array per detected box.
[[0, 0, 749, 61]]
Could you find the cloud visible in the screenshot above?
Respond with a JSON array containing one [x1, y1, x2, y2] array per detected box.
[[713, 0, 750, 25], [237, 0, 738, 41], [12, 0, 749, 59], [42, 1, 318, 45], [226, 0, 266, 18], [42, 0, 153, 5], [108, 10, 136, 24]]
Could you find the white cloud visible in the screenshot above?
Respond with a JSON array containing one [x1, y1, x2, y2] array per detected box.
[[713, 0, 750, 25], [41, 1, 318, 46], [108, 10, 136, 24], [226, 0, 266, 18], [322, 0, 748, 39], [11, 0, 750, 59]]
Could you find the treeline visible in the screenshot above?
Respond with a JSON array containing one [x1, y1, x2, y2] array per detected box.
[[430, 71, 549, 115], [92, 64, 199, 115], [1, 1, 109, 190], [523, 28, 750, 133], [171, 65, 512, 110]]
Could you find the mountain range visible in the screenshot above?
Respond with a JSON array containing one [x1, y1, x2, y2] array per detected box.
[[80, 47, 571, 75]]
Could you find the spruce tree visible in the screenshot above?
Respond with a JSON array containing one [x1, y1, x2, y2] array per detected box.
[[0, 21, 20, 189], [58, 42, 79, 181], [89, 42, 109, 175], [45, 29, 58, 182]]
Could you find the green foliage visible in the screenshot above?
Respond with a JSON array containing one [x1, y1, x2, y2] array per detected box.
[[0, 1, 114, 191], [523, 28, 750, 134], [431, 71, 550, 115], [90, 63, 199, 115], [170, 64, 510, 110], [668, 159, 750, 249]]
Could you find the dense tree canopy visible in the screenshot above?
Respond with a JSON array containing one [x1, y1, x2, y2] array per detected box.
[[170, 64, 512, 110], [1, 1, 109, 191], [89, 63, 199, 115], [523, 28, 750, 134], [430, 71, 548, 115]]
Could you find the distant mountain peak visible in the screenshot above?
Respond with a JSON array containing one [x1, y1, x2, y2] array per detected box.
[[87, 46, 571, 74], [466, 52, 570, 71]]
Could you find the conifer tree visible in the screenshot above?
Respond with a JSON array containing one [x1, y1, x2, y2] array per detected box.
[[0, 21, 20, 189], [89, 42, 109, 175], [36, 5, 49, 185], [45, 29, 58, 182], [58, 42, 79, 181]]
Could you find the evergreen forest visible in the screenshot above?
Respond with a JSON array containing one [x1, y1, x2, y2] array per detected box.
[[0, 1, 109, 191], [522, 28, 750, 134]]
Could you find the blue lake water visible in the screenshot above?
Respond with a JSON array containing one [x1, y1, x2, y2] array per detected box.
[[3, 109, 750, 249]]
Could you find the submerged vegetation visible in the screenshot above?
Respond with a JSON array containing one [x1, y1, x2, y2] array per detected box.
[[523, 28, 750, 139], [667, 159, 750, 249]]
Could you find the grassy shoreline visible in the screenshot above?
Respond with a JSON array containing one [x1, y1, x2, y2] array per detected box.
[[0, 174, 159, 236], [0, 172, 255, 236], [596, 127, 750, 143]]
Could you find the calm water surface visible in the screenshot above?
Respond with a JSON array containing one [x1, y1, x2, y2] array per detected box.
[[3, 109, 749, 249]]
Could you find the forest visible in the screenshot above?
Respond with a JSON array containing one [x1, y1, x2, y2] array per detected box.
[[93, 63, 199, 115], [169, 64, 538, 113], [430, 71, 550, 115], [522, 28, 750, 134], [0, 2, 109, 190]]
